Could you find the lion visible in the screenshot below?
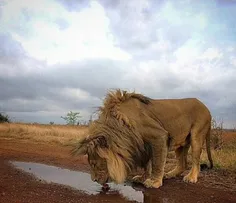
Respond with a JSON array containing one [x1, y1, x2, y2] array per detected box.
[[72, 89, 213, 188]]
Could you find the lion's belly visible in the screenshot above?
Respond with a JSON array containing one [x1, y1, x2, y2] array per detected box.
[[168, 134, 190, 151]]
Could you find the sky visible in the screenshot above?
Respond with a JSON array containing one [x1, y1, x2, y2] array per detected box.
[[0, 0, 236, 128]]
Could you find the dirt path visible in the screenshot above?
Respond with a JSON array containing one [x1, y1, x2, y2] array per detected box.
[[0, 138, 236, 203]]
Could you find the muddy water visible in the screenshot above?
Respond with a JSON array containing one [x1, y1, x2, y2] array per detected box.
[[10, 161, 144, 202], [9, 161, 236, 203]]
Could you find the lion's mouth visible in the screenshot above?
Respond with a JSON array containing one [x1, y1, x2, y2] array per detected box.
[[102, 183, 110, 191], [103, 177, 109, 184], [95, 176, 109, 185]]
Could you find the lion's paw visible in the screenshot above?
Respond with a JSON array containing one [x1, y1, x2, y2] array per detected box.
[[183, 174, 198, 183], [164, 169, 183, 179], [132, 175, 144, 183], [144, 178, 162, 188], [164, 171, 176, 179]]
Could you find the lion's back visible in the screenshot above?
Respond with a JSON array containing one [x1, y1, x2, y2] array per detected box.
[[99, 90, 211, 139], [117, 97, 211, 139]]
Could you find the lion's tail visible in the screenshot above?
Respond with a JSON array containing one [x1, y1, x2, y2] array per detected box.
[[205, 125, 213, 169]]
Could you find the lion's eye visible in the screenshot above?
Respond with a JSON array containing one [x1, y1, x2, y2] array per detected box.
[[91, 163, 96, 168]]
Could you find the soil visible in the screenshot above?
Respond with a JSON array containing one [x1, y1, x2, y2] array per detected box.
[[0, 137, 236, 203]]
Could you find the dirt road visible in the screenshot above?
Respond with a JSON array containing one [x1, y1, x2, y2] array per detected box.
[[0, 138, 236, 203]]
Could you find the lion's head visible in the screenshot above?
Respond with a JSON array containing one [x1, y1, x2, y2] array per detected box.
[[85, 136, 109, 185], [73, 133, 131, 185], [72, 89, 151, 185]]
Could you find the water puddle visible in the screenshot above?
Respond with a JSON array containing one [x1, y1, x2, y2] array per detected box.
[[10, 161, 144, 202], [9, 161, 235, 203]]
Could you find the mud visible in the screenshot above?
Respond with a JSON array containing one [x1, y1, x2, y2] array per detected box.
[[1, 138, 236, 203]]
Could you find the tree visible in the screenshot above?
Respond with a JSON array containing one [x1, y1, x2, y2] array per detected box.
[[61, 111, 81, 125], [0, 112, 10, 123]]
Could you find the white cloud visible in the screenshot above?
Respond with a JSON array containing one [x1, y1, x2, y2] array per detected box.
[[1, 0, 236, 126], [227, 47, 234, 52], [200, 48, 223, 61], [1, 0, 65, 30], [174, 38, 203, 64], [160, 2, 208, 29], [230, 57, 236, 67], [149, 31, 172, 52], [2, 0, 131, 65]]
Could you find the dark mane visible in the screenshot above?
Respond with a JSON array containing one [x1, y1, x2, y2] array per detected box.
[[98, 89, 151, 128], [87, 89, 152, 170]]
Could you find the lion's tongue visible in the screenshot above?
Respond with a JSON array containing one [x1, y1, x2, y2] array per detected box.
[[102, 183, 110, 191], [103, 183, 109, 188]]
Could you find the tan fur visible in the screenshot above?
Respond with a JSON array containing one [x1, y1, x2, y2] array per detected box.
[[97, 148, 127, 183], [73, 89, 213, 188]]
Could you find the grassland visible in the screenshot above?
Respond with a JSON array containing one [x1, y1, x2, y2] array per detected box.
[[0, 122, 236, 171], [202, 131, 236, 171], [0, 123, 88, 145]]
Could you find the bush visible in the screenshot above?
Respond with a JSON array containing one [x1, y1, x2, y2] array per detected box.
[[211, 118, 223, 150], [0, 113, 11, 123]]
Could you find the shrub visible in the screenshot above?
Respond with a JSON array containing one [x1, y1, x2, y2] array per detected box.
[[0, 113, 10, 123], [211, 118, 223, 150]]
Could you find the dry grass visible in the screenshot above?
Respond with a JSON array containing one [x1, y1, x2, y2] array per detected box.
[[0, 123, 88, 145], [1, 123, 236, 171], [201, 131, 236, 171]]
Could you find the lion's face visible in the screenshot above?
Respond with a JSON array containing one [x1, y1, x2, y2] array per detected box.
[[75, 135, 128, 185], [85, 136, 110, 185], [88, 151, 109, 185]]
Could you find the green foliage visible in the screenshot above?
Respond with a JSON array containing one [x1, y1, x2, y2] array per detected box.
[[0, 112, 10, 123], [61, 111, 81, 125], [49, 121, 54, 125]]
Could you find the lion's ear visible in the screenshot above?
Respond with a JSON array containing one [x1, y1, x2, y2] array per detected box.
[[71, 139, 88, 156], [93, 135, 108, 148]]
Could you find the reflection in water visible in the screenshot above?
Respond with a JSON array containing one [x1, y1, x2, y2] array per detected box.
[[10, 161, 178, 203], [10, 161, 143, 202], [132, 183, 175, 203]]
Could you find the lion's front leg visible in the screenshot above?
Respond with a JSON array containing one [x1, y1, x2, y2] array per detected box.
[[165, 144, 190, 179], [132, 160, 152, 183], [143, 133, 168, 189], [132, 173, 146, 184]]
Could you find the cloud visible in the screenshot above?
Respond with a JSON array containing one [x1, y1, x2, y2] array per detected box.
[[0, 33, 25, 59], [200, 48, 223, 61], [57, 0, 90, 11], [1, 0, 131, 65], [0, 56, 129, 123], [0, 0, 236, 127]]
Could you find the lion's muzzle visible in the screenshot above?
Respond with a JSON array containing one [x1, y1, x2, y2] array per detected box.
[[91, 171, 109, 185]]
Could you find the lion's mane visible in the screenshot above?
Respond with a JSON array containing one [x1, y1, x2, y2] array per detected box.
[[85, 89, 152, 183]]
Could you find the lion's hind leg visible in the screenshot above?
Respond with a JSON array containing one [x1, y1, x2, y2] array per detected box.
[[165, 144, 190, 179], [183, 127, 208, 183]]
